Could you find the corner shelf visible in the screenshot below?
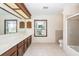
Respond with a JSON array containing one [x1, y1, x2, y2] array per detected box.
[[19, 22, 25, 28], [27, 21, 32, 28]]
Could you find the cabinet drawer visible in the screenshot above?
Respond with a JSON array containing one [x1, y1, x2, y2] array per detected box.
[[18, 41, 24, 48], [25, 38, 28, 43], [1, 46, 17, 56]]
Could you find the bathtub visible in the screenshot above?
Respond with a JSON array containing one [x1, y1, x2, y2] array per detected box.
[[64, 45, 79, 56], [70, 45, 79, 52]]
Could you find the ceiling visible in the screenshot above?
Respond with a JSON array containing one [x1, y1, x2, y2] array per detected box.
[[25, 3, 64, 16]]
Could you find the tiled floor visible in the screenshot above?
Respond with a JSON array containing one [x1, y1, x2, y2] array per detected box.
[[23, 43, 66, 56]]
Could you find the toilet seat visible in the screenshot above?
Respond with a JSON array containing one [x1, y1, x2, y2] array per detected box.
[[59, 39, 63, 47], [59, 40, 63, 43]]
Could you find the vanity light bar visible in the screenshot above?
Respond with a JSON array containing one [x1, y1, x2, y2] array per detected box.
[[0, 7, 21, 19], [15, 10, 29, 18], [4, 3, 31, 19], [4, 3, 19, 9]]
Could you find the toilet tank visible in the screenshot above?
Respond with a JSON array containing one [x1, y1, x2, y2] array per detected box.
[[55, 30, 63, 44]]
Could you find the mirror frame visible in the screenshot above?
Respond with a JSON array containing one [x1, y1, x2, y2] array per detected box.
[[4, 20, 17, 34]]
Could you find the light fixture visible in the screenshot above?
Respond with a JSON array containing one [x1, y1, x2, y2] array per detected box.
[[5, 3, 19, 9], [4, 3, 31, 19], [15, 10, 29, 18]]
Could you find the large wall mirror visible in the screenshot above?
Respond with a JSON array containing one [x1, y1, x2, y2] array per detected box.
[[34, 20, 47, 37], [4, 20, 17, 34]]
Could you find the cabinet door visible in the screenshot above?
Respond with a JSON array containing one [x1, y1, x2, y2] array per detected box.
[[25, 38, 28, 51], [18, 45, 24, 56], [29, 36, 32, 44], [27, 36, 31, 47], [1, 46, 17, 56], [11, 51, 17, 56], [17, 41, 25, 56], [27, 37, 30, 47]]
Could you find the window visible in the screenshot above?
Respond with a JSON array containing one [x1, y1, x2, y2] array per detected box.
[[34, 20, 47, 37]]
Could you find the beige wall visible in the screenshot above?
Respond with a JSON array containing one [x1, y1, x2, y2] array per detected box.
[[32, 14, 63, 43], [63, 3, 79, 17]]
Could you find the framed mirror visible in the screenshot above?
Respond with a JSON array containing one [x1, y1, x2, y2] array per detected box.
[[4, 20, 17, 34], [34, 20, 47, 37]]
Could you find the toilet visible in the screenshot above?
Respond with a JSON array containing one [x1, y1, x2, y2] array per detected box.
[[59, 39, 63, 47]]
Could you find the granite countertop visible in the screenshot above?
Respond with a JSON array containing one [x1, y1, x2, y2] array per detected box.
[[0, 33, 32, 55]]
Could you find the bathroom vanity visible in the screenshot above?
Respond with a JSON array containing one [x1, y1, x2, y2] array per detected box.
[[0, 33, 32, 56]]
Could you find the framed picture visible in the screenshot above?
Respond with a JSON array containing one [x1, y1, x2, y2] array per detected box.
[[34, 20, 47, 37]]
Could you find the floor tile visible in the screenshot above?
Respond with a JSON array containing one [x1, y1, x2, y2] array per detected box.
[[23, 43, 66, 56]]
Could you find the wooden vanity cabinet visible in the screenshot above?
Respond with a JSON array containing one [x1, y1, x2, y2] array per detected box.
[[17, 40, 25, 56], [1, 46, 17, 56], [1, 35, 32, 56]]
